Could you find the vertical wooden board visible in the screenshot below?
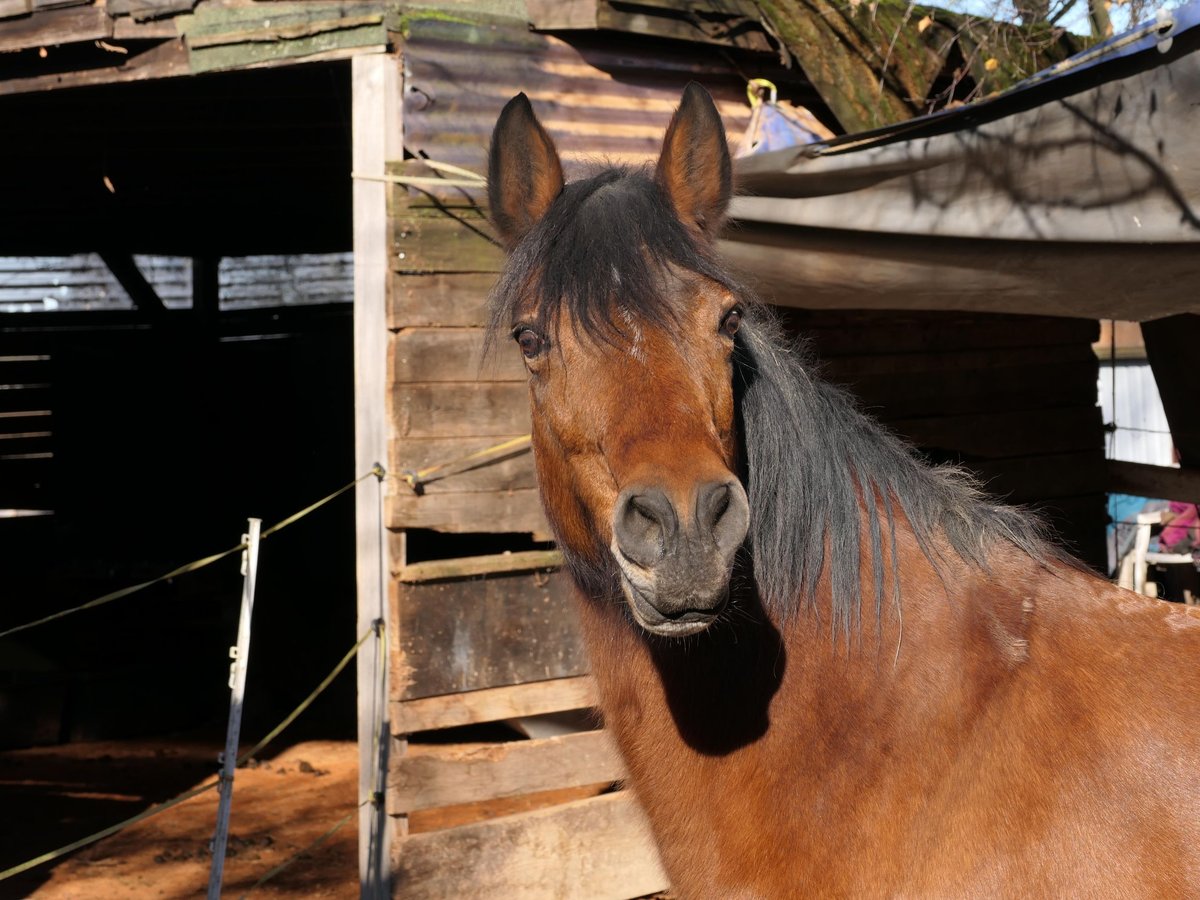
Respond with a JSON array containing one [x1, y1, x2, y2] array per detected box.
[[353, 51, 402, 896], [391, 791, 669, 900], [395, 570, 588, 701], [1142, 314, 1200, 467]]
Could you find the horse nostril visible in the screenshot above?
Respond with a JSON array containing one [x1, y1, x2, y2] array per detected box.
[[698, 480, 750, 553], [615, 488, 678, 567]]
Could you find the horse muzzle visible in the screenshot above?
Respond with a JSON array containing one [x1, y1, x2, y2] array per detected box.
[[611, 479, 749, 637]]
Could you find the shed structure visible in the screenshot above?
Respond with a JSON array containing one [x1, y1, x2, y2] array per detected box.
[[1, 1, 1195, 897]]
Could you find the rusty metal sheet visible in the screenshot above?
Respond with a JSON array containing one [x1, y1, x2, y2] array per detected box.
[[401, 17, 756, 181]]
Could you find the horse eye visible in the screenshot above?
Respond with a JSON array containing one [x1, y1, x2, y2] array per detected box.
[[515, 328, 545, 359], [721, 308, 742, 338]]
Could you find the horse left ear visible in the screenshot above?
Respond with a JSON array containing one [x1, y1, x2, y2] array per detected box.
[[656, 83, 732, 237], [488, 93, 565, 251]]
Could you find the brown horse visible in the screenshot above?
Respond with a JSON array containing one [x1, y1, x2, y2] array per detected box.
[[487, 84, 1200, 897]]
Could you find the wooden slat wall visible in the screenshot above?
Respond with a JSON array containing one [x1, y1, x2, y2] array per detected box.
[[784, 309, 1106, 566]]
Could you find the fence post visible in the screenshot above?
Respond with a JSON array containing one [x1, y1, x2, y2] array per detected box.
[[207, 517, 262, 899]]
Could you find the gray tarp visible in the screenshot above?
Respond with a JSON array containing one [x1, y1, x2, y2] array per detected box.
[[724, 9, 1200, 320]]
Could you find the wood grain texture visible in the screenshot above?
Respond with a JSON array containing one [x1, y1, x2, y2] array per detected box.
[[391, 327, 524, 383], [393, 208, 504, 275], [1108, 461, 1200, 502], [0, 4, 110, 51], [390, 791, 668, 900], [394, 676, 598, 734], [397, 550, 562, 583], [392, 382, 530, 438], [387, 486, 549, 536], [393, 570, 587, 700], [388, 272, 496, 329], [390, 434, 535, 495], [390, 729, 622, 813]]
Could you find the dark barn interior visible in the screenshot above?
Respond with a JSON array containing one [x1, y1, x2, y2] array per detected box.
[[0, 61, 359, 749]]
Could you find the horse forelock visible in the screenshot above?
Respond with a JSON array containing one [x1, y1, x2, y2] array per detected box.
[[486, 166, 732, 350]]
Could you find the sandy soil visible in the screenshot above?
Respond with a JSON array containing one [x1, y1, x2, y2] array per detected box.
[[1, 739, 359, 900]]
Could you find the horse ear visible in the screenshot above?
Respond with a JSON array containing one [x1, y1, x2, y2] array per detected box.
[[656, 83, 732, 237], [488, 93, 564, 251]]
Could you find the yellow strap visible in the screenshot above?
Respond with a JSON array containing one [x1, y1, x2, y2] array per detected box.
[[403, 435, 531, 491], [746, 78, 777, 108]]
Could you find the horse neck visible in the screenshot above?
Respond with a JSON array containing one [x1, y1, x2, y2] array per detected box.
[[574, 517, 1050, 766]]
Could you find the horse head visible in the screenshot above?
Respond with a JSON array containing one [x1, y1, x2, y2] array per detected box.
[[487, 85, 750, 637]]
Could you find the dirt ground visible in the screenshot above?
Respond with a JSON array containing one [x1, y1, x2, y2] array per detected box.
[[1, 739, 359, 899]]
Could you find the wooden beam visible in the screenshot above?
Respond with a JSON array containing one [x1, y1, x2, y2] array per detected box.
[[394, 676, 598, 735], [1108, 460, 1200, 502], [397, 550, 562, 582], [0, 4, 111, 51], [392, 791, 668, 900], [98, 251, 166, 316], [352, 50, 402, 898], [0, 39, 189, 97], [1141, 315, 1200, 468], [389, 730, 621, 814]]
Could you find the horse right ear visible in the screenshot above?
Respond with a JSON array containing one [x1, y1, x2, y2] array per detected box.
[[488, 94, 564, 251]]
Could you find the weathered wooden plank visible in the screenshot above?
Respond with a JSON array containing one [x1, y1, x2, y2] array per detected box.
[[1108, 461, 1200, 502], [352, 50, 402, 891], [388, 486, 549, 535], [823, 342, 1097, 377], [393, 209, 504, 274], [391, 791, 667, 900], [0, 3, 111, 51], [107, 0, 196, 21], [1141, 314, 1200, 468], [971, 452, 1108, 502], [0, 38, 190, 96], [390, 729, 621, 814], [394, 569, 585, 701], [392, 382, 529, 438], [890, 406, 1103, 460], [395, 675, 597, 734], [0, 0, 33, 20], [388, 272, 495, 329], [849, 364, 1099, 419], [788, 310, 1099, 356], [391, 435, 535, 495], [392, 327, 524, 383], [397, 550, 562, 583]]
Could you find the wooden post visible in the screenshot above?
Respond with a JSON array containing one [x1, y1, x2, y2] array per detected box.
[[352, 51, 401, 899], [207, 517, 262, 900]]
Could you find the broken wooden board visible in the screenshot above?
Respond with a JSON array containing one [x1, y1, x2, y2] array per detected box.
[[391, 791, 668, 899]]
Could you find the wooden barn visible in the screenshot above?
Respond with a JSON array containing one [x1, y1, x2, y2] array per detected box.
[[2, 0, 1198, 896]]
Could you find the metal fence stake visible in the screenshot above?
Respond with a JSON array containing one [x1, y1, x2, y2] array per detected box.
[[207, 517, 261, 899]]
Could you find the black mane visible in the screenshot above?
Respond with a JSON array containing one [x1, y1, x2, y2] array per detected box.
[[488, 167, 1058, 633]]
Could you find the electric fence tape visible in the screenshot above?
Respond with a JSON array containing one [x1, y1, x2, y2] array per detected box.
[[0, 465, 384, 640]]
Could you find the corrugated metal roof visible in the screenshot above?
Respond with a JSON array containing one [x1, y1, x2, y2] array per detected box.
[[402, 19, 758, 176]]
